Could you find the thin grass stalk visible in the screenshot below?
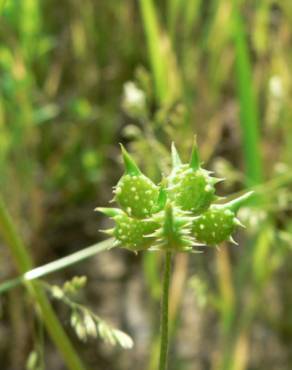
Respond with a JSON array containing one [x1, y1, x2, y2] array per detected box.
[[0, 238, 115, 294], [0, 196, 87, 370]]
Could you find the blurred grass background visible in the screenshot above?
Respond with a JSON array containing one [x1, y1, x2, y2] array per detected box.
[[1, 0, 292, 369]]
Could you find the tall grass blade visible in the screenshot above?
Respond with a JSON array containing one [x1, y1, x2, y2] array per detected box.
[[139, 0, 181, 104], [139, 0, 168, 102], [167, 0, 182, 41], [0, 196, 87, 370], [233, 2, 263, 185]]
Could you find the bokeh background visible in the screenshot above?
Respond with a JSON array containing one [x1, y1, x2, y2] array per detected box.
[[1, 0, 292, 369]]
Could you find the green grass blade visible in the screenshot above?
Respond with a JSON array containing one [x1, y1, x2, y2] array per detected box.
[[139, 0, 181, 104], [0, 0, 7, 12], [182, 0, 201, 38], [0, 276, 23, 294], [0, 195, 87, 370], [139, 0, 168, 102], [167, 0, 182, 40], [233, 1, 263, 186]]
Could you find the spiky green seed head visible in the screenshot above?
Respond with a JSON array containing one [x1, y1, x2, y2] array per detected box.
[[167, 141, 220, 214], [115, 174, 159, 218], [191, 192, 253, 245], [114, 213, 158, 250], [97, 208, 158, 251], [114, 145, 159, 218], [148, 202, 197, 252], [192, 206, 237, 245], [168, 167, 217, 214], [97, 142, 253, 253]]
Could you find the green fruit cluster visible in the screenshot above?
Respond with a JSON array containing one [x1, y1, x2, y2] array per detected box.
[[97, 141, 253, 252]]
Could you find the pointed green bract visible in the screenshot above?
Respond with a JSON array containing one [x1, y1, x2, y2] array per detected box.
[[95, 207, 123, 218], [120, 144, 141, 176], [220, 191, 254, 212], [171, 142, 182, 169], [189, 136, 200, 171]]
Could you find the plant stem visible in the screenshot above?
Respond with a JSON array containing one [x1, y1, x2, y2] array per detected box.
[[159, 251, 172, 370], [0, 238, 115, 294]]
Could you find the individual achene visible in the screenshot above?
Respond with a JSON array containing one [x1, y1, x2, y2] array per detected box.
[[97, 140, 253, 251]]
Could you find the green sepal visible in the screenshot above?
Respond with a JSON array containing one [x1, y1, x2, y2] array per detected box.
[[189, 136, 200, 171], [95, 207, 124, 217], [171, 142, 182, 169], [219, 191, 254, 213], [120, 144, 141, 176]]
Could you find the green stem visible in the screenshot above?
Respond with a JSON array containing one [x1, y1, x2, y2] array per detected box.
[[159, 251, 172, 370], [0, 196, 87, 370], [0, 238, 115, 294]]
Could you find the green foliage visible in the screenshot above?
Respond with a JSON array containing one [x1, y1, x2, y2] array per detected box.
[[0, 195, 86, 370], [1, 0, 292, 369]]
